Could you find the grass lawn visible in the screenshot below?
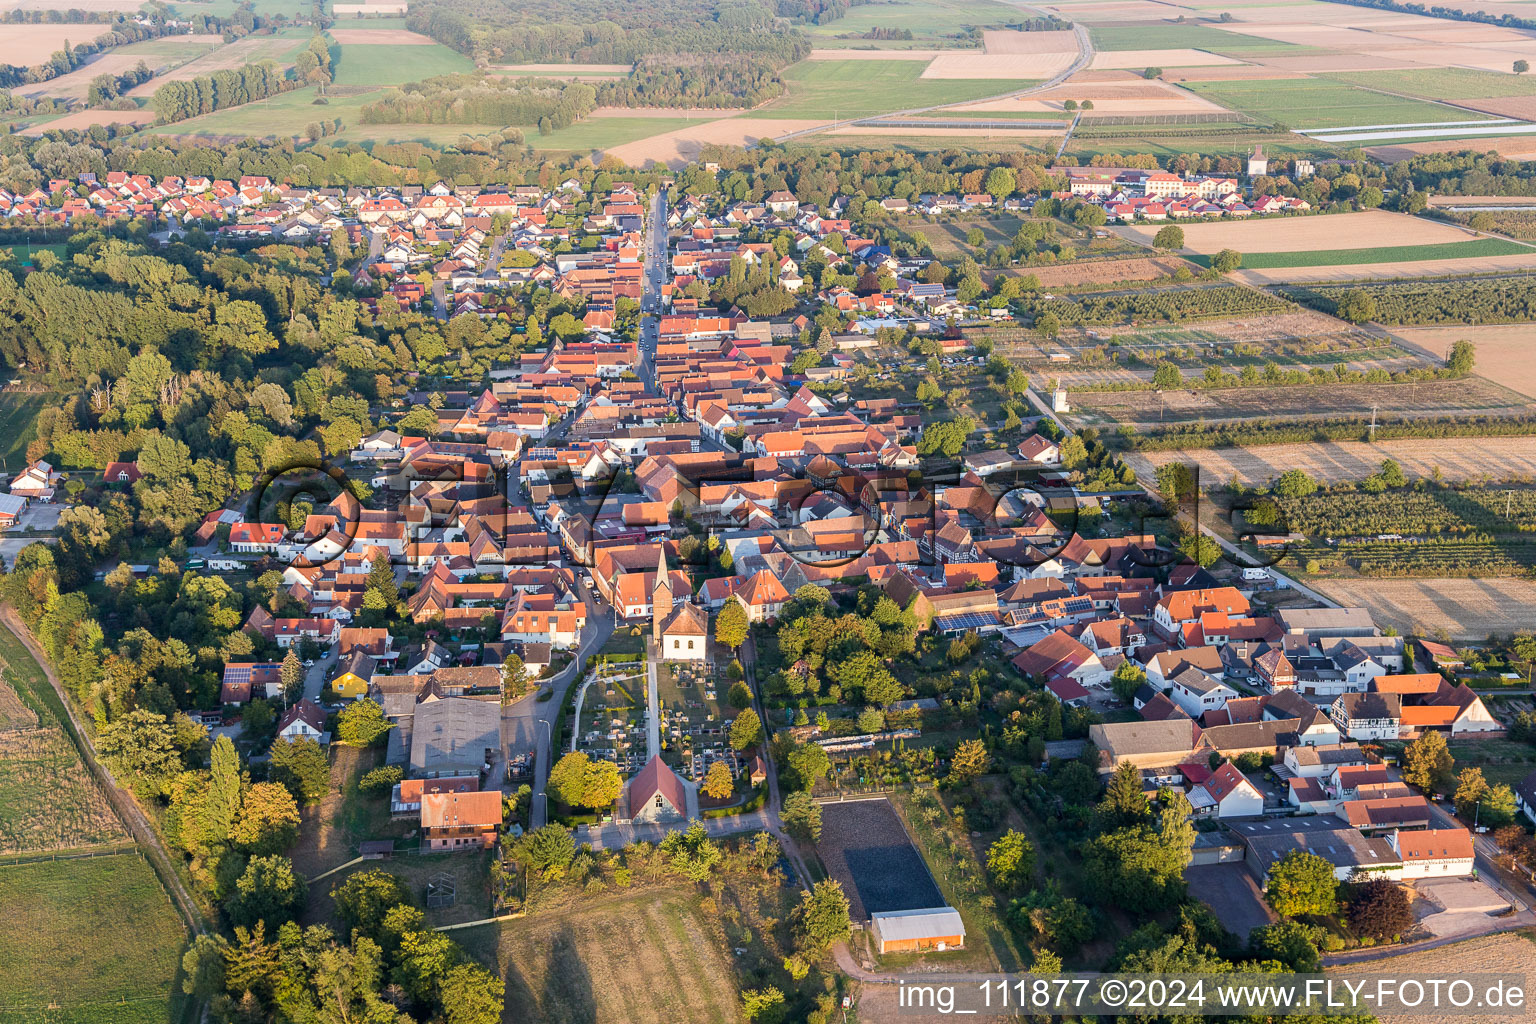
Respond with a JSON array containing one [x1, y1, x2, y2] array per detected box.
[[115, 36, 223, 60], [459, 885, 745, 1024], [1181, 77, 1496, 129], [1185, 237, 1531, 269], [0, 392, 53, 471], [332, 41, 474, 86], [1088, 23, 1318, 55], [0, 853, 186, 1024], [528, 116, 699, 152], [803, 0, 1025, 44], [144, 85, 381, 137], [811, 133, 1059, 154], [749, 60, 1028, 119], [1327, 67, 1536, 100]]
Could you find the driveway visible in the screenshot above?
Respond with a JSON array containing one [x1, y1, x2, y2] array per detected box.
[[1185, 863, 1278, 939]]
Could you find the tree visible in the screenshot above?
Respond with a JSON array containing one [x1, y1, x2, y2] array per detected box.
[[1334, 288, 1377, 324], [796, 879, 852, 950], [785, 742, 830, 790], [1100, 762, 1150, 825], [279, 649, 303, 703], [1517, 59, 1530, 73], [1152, 361, 1182, 390], [1447, 339, 1476, 377], [660, 820, 721, 882], [226, 855, 306, 930], [1153, 225, 1185, 251], [1274, 467, 1318, 498], [1264, 849, 1338, 918], [231, 781, 301, 856], [269, 736, 330, 805], [1035, 311, 1061, 339], [1403, 729, 1454, 792], [986, 830, 1035, 892], [730, 707, 762, 751], [206, 735, 243, 845], [949, 738, 990, 785], [984, 166, 1017, 204], [501, 654, 529, 702], [715, 600, 748, 651], [1211, 248, 1242, 273], [1483, 783, 1517, 827], [782, 790, 822, 842], [742, 987, 786, 1024], [440, 962, 506, 1024], [1250, 921, 1320, 972], [512, 824, 576, 879], [331, 868, 412, 942], [336, 699, 392, 747], [1346, 878, 1412, 939], [1454, 766, 1489, 818], [1111, 661, 1147, 704], [701, 759, 734, 800], [726, 680, 753, 710], [98, 709, 182, 797], [547, 751, 622, 810]]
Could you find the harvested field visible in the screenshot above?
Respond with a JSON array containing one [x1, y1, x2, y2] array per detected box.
[[1254, 53, 1433, 71], [1122, 435, 1536, 489], [816, 797, 943, 923], [921, 51, 1074, 78], [1025, 254, 1191, 286], [1231, 250, 1536, 284], [0, 24, 98, 64], [1347, 931, 1536, 1024], [1368, 135, 1536, 161], [1064, 68, 1143, 82], [0, 727, 124, 853], [1428, 195, 1536, 207], [1395, 324, 1536, 400], [16, 52, 152, 98], [829, 124, 1060, 138], [325, 28, 437, 44], [602, 117, 825, 166], [955, 79, 1227, 114], [1115, 209, 1476, 254], [18, 108, 155, 135], [806, 48, 942, 60], [1312, 578, 1536, 640], [129, 32, 305, 91], [468, 886, 743, 1024], [0, 679, 35, 732], [983, 29, 1079, 53], [1072, 376, 1535, 428], [1451, 95, 1536, 119], [1162, 65, 1310, 81], [1090, 48, 1246, 69], [0, 854, 186, 1024]]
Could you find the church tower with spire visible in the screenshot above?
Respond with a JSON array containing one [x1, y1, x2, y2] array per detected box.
[[651, 546, 672, 642]]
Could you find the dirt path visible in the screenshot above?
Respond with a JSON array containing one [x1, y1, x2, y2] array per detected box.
[[0, 606, 205, 939]]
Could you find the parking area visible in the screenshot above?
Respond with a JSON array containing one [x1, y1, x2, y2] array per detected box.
[[1185, 863, 1278, 939]]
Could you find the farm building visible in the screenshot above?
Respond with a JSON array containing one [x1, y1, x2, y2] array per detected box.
[[869, 908, 965, 954]]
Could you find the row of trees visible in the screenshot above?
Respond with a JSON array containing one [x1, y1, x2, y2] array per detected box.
[[360, 76, 597, 131], [151, 61, 296, 125]]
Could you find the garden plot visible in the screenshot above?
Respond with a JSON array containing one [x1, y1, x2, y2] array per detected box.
[[816, 798, 944, 923]]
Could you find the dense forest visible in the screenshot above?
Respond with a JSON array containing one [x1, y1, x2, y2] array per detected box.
[[407, 0, 811, 106], [361, 75, 596, 131]]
